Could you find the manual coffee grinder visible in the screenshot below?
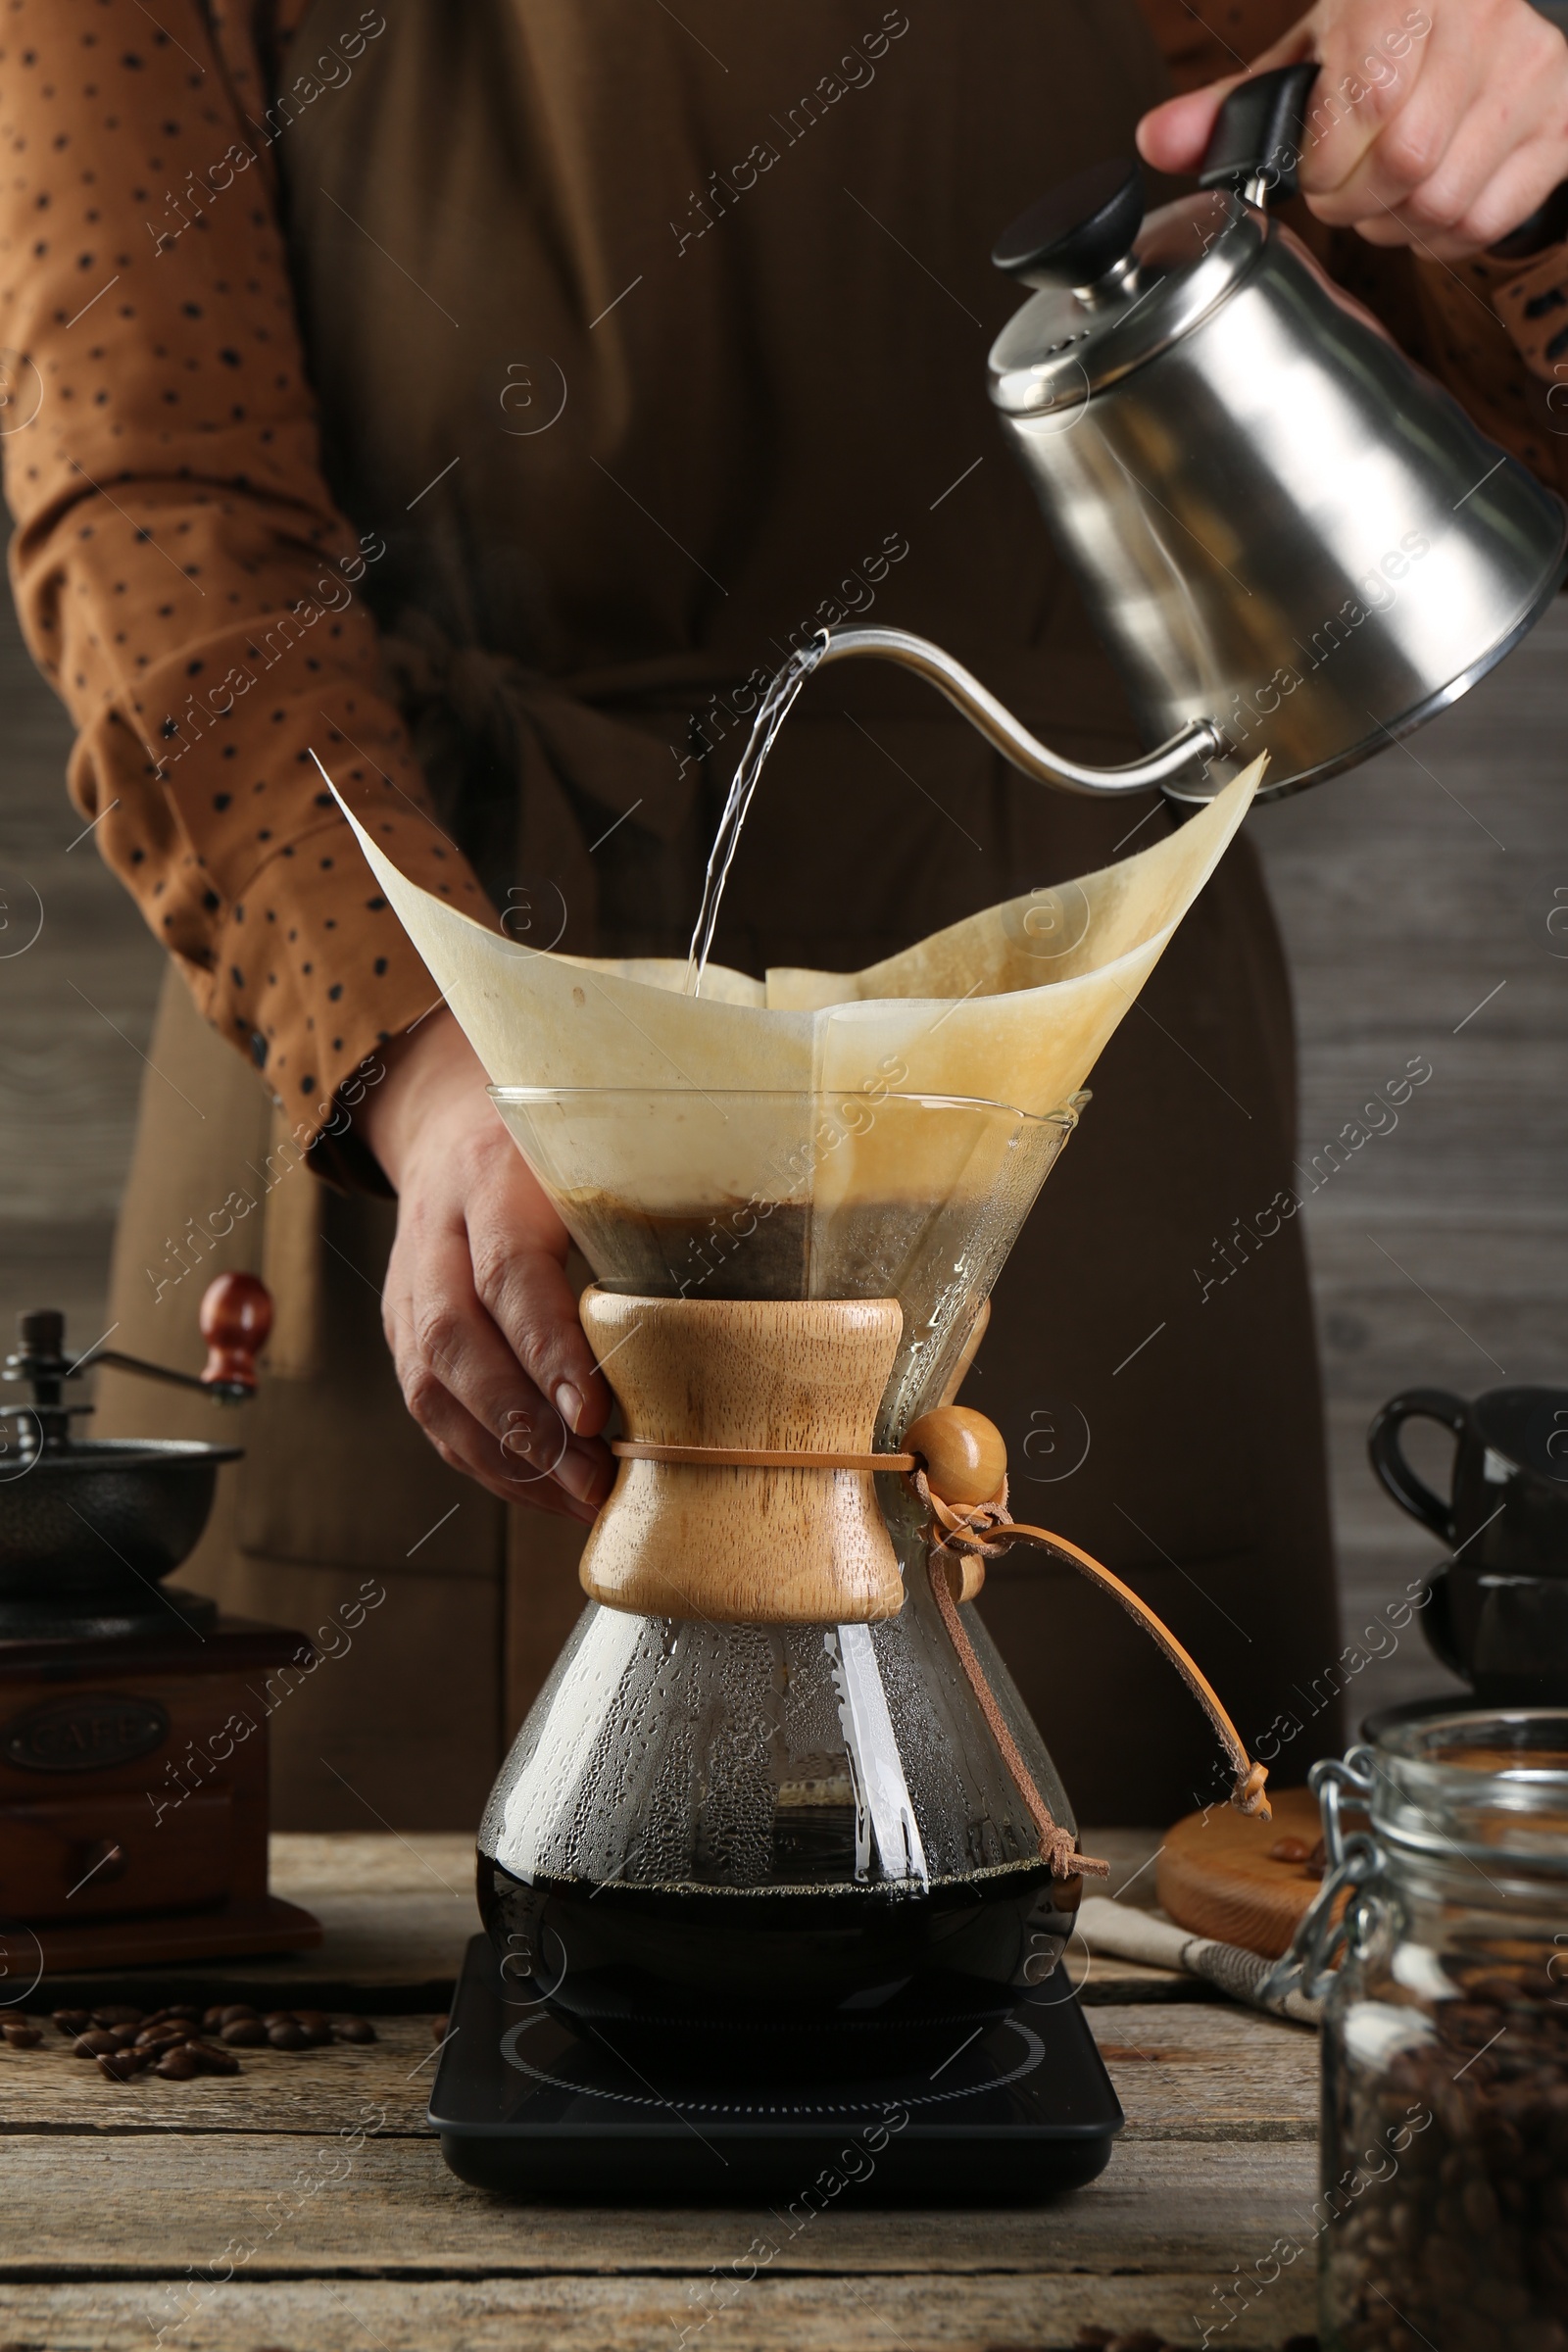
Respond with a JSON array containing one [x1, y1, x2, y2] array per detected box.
[[0, 1274, 318, 1974]]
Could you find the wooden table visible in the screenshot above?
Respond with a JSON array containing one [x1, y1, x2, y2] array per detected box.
[[0, 1834, 1320, 2350]]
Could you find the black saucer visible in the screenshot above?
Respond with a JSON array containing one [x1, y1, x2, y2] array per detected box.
[[429, 1936, 1122, 2203]]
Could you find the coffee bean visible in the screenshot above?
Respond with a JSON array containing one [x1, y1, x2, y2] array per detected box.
[[72, 2031, 119, 2058], [267, 2023, 307, 2050], [155, 2048, 201, 2080], [50, 2008, 89, 2035], [186, 2041, 240, 2077], [332, 2017, 376, 2044], [218, 2005, 258, 2028], [2, 2023, 42, 2049], [108, 2023, 142, 2046], [1269, 1835, 1311, 1863], [133, 2024, 191, 2050], [295, 2018, 332, 2047], [261, 2010, 296, 2028], [97, 2048, 150, 2082], [89, 2006, 143, 2028], [431, 2014, 449, 2041], [1327, 1948, 1568, 2346], [220, 2019, 267, 2047]]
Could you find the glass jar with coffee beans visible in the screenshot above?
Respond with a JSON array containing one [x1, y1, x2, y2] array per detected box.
[[1262, 1707, 1568, 2352]]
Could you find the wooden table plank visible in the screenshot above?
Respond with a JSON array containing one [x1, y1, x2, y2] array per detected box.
[[0, 2005, 1315, 2143], [0, 2132, 1317, 2277], [1, 1835, 1320, 2351], [0, 2270, 1317, 2351]]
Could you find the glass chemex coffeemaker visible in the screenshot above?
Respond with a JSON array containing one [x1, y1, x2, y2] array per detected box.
[[332, 760, 1274, 2201], [326, 59, 1568, 2198]]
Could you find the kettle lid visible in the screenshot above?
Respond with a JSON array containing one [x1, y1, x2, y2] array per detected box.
[[988, 166, 1264, 417], [989, 65, 1322, 417]]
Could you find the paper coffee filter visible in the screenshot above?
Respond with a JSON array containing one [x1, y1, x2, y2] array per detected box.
[[333, 758, 1262, 1209]]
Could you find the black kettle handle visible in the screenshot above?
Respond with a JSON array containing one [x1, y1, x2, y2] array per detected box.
[[1200, 62, 1321, 201], [1367, 1388, 1469, 1545]]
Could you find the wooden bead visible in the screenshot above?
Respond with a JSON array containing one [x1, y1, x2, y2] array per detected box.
[[936, 1550, 988, 1603], [906, 1406, 1007, 1507]]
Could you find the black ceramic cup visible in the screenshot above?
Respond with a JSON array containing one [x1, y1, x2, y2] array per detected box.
[[1368, 1385, 1568, 1574], [1418, 1558, 1568, 1704]]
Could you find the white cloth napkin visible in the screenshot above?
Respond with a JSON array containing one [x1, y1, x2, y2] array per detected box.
[[1078, 1895, 1321, 2027]]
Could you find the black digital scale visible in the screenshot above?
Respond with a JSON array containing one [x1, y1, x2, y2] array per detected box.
[[429, 1936, 1122, 2202]]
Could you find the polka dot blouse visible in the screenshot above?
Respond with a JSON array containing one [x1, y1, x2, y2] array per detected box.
[[0, 0, 485, 1157]]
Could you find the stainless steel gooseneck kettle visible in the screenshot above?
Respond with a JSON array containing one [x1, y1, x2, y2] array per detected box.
[[815, 65, 1568, 806]]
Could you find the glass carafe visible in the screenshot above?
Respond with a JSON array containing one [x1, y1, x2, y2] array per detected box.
[[477, 1089, 1085, 2054]]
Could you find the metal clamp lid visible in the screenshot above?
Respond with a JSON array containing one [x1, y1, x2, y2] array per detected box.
[[1256, 1745, 1381, 2010]]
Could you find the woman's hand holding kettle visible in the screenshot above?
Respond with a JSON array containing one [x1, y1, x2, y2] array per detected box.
[[1139, 0, 1568, 260]]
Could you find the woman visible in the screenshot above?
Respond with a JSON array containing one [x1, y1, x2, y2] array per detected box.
[[3, 0, 1565, 1827]]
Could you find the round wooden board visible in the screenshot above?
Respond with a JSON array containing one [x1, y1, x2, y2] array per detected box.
[[1156, 1787, 1349, 1959]]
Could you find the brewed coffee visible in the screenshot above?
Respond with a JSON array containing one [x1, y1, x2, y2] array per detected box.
[[479, 1853, 1077, 2071], [563, 1194, 976, 1309]]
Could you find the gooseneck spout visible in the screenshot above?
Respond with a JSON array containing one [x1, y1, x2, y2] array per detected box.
[[816, 625, 1225, 799]]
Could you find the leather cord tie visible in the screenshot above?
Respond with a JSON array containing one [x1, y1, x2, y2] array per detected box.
[[909, 1466, 1272, 1856], [611, 1442, 917, 1471], [910, 1466, 1107, 1883]]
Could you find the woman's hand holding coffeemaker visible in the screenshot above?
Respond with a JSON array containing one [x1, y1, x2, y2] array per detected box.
[[1139, 0, 1568, 260], [360, 1011, 612, 1524]]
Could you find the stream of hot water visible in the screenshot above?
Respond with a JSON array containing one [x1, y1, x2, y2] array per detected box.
[[683, 631, 829, 997]]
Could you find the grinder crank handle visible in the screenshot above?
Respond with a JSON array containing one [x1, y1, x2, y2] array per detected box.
[[86, 1272, 273, 1402]]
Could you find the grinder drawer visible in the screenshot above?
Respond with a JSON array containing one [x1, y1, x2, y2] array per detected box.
[[0, 1787, 232, 1921]]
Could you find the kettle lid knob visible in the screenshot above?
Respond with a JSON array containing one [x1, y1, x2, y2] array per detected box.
[[992, 157, 1143, 293]]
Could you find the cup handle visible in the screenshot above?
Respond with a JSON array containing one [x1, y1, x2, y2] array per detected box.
[[1366, 1389, 1467, 1545]]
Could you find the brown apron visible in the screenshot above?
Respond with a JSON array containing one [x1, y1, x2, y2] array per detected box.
[[98, 0, 1342, 1829]]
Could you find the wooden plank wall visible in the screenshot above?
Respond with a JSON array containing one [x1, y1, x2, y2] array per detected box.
[[2, 580, 1563, 1743], [1252, 597, 1568, 1723]]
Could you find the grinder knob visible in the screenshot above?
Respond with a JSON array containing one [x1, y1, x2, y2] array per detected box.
[[199, 1272, 272, 1396], [905, 1406, 1007, 1507]]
